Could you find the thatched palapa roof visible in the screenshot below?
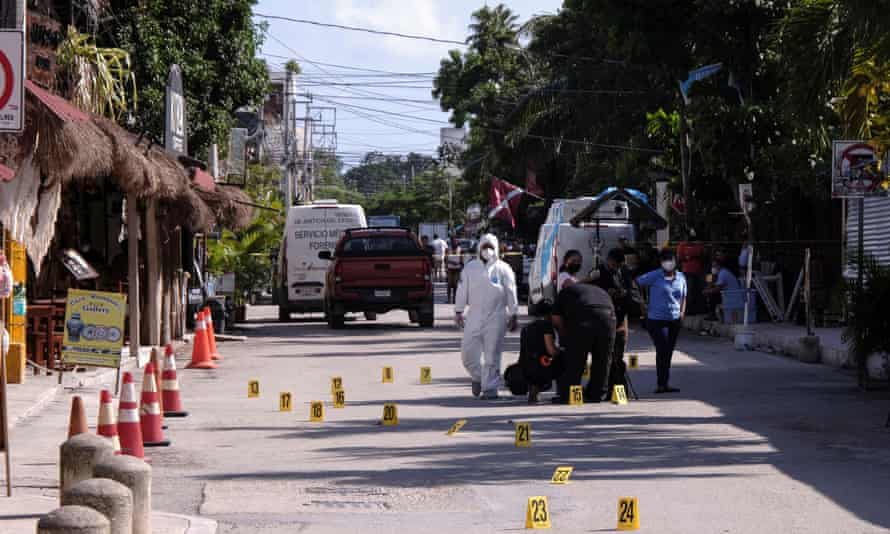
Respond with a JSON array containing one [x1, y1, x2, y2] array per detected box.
[[196, 184, 255, 231], [15, 81, 250, 233]]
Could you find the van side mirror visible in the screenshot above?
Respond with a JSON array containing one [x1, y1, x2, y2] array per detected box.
[[318, 250, 332, 261]]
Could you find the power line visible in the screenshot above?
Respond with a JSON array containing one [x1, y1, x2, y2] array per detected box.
[[307, 94, 440, 105], [255, 13, 466, 46], [313, 97, 449, 125], [260, 52, 435, 75]]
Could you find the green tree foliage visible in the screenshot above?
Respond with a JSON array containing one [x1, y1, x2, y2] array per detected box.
[[100, 0, 269, 158], [342, 152, 438, 196], [435, 0, 890, 243], [207, 164, 284, 301]]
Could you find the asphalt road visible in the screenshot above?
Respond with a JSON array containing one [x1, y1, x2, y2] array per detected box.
[[146, 292, 890, 533]]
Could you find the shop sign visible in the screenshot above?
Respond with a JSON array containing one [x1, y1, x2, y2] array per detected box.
[[61, 289, 127, 369], [0, 30, 25, 132], [165, 64, 187, 154], [832, 140, 890, 198]]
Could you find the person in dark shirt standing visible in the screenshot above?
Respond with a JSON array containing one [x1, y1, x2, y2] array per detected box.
[[552, 272, 616, 403], [592, 249, 634, 394]]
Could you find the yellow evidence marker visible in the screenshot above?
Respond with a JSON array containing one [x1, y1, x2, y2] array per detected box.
[[617, 497, 640, 530], [611, 385, 629, 405], [515, 421, 531, 448], [332, 389, 345, 408], [525, 496, 552, 529], [382, 403, 399, 426], [310, 401, 324, 422], [569, 385, 584, 406], [420, 366, 432, 384], [331, 376, 343, 393], [582, 363, 591, 380], [550, 466, 573, 484], [279, 392, 292, 412], [446, 419, 467, 436], [248, 380, 260, 398], [382, 366, 394, 383], [628, 354, 639, 369]]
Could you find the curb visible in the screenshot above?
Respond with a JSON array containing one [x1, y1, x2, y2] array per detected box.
[[9, 357, 137, 432], [156, 512, 218, 534]]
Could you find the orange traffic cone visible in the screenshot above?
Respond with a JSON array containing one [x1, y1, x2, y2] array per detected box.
[[140, 362, 170, 447], [162, 344, 188, 417], [118, 372, 145, 459], [96, 389, 121, 454], [186, 311, 216, 370], [67, 396, 87, 438], [150, 347, 168, 430], [203, 307, 222, 361]]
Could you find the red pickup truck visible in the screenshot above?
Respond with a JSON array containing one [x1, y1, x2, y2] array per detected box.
[[319, 228, 434, 329]]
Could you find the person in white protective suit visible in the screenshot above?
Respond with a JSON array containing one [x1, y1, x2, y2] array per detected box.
[[454, 234, 519, 399]]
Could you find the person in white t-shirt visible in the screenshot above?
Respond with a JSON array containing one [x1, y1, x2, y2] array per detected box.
[[431, 234, 449, 282]]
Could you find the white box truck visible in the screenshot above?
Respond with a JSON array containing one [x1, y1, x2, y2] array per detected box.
[[276, 200, 367, 320]]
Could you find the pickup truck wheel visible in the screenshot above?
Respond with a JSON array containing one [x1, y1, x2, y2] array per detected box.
[[364, 312, 377, 321], [278, 307, 290, 322]]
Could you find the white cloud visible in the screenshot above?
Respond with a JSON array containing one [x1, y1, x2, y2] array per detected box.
[[331, 0, 463, 61]]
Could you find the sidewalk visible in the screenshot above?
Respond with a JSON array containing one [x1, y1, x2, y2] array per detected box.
[[0, 495, 217, 534], [1, 344, 216, 534], [683, 315, 850, 368]]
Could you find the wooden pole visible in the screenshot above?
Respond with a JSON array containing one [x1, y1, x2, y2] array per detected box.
[[1, 230, 12, 496], [126, 194, 141, 363], [145, 200, 161, 346]]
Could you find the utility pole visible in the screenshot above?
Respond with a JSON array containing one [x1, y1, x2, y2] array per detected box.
[[282, 68, 297, 205], [301, 95, 312, 203]]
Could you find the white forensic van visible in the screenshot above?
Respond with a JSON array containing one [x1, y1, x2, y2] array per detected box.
[[527, 196, 635, 314], [276, 200, 367, 320]]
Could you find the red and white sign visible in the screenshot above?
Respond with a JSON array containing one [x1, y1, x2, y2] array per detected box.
[[0, 30, 25, 132]]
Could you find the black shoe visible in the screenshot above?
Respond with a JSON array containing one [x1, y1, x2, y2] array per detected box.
[[655, 386, 667, 394], [663, 386, 681, 393]]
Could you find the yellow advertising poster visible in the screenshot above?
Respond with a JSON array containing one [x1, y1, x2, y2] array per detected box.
[[61, 289, 127, 368]]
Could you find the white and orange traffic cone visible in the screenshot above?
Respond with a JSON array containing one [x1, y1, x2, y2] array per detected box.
[[96, 389, 121, 454], [162, 344, 188, 417], [118, 372, 145, 459], [186, 311, 216, 370], [140, 362, 170, 447], [203, 307, 222, 361]]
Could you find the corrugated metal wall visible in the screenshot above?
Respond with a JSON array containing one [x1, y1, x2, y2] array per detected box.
[[846, 197, 890, 270]]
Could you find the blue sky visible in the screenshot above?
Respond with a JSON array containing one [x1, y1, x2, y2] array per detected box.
[[253, 0, 563, 168]]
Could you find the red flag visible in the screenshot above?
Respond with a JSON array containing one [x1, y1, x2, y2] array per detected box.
[[526, 164, 544, 198], [488, 177, 524, 229]]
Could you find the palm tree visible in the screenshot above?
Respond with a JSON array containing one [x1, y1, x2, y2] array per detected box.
[[466, 4, 520, 55]]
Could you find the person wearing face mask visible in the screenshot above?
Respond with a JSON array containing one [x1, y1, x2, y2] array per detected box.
[[592, 248, 636, 398], [557, 250, 585, 292], [454, 233, 519, 399], [703, 258, 741, 321], [635, 249, 687, 394]]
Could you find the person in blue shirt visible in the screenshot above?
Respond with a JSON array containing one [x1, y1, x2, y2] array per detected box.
[[703, 258, 741, 321], [635, 249, 687, 394]]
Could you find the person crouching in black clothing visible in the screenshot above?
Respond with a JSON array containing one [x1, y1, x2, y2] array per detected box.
[[592, 248, 635, 398], [517, 301, 564, 404]]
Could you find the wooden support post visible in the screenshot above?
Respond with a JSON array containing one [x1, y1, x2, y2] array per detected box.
[[144, 201, 161, 346], [126, 194, 140, 363]]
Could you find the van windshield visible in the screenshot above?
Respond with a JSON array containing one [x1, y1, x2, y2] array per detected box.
[[339, 236, 424, 257]]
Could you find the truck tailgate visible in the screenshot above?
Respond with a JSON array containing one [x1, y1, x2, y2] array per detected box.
[[340, 257, 428, 287]]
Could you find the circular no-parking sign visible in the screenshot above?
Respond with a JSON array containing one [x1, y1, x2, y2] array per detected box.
[[0, 49, 14, 111]]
